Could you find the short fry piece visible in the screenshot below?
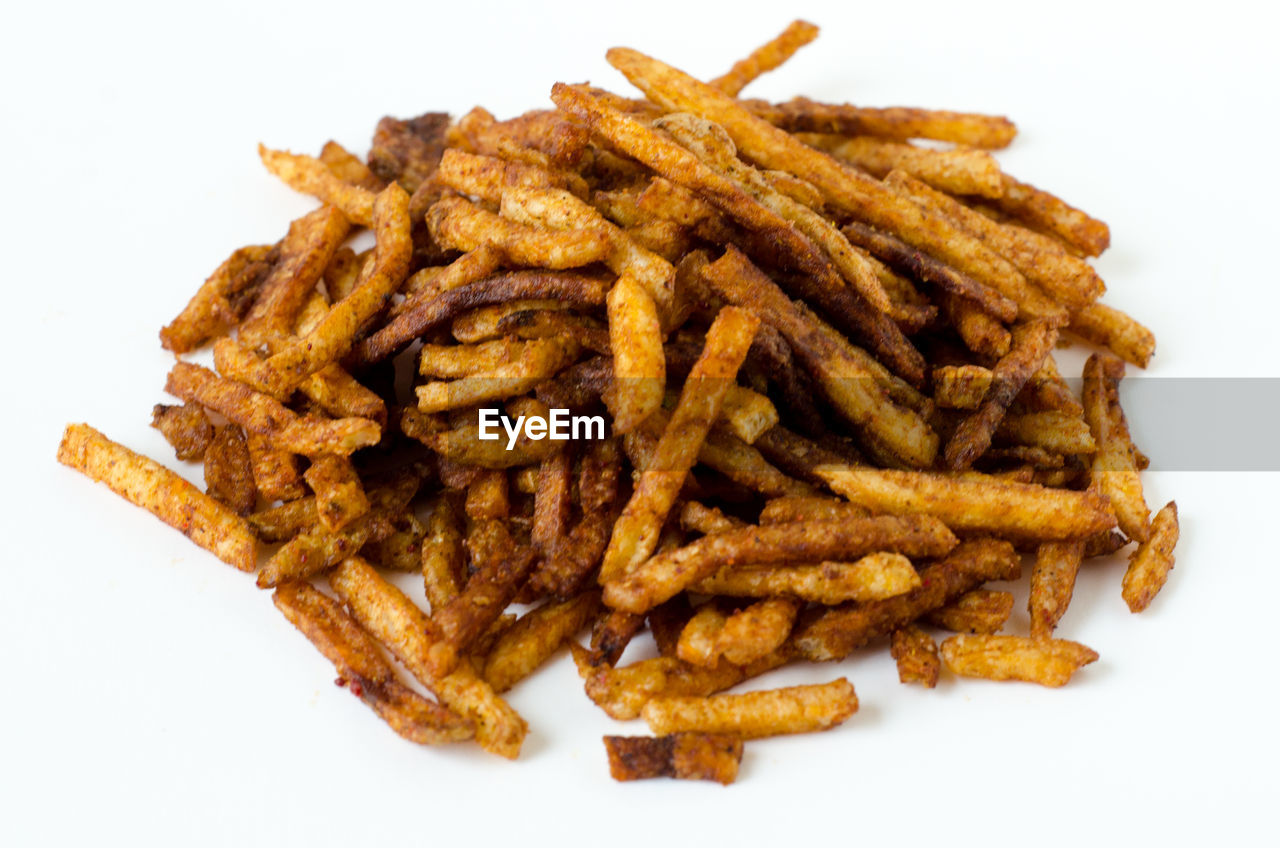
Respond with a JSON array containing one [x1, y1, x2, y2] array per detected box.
[[1082, 353, 1150, 542], [890, 625, 940, 687], [924, 589, 1013, 634], [482, 593, 598, 692], [1029, 540, 1085, 640], [642, 678, 857, 739], [709, 19, 820, 97], [941, 634, 1098, 687], [604, 733, 743, 785], [1122, 501, 1179, 612]]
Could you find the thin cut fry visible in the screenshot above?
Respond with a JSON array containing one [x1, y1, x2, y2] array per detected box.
[[1122, 501, 1179, 612], [940, 634, 1098, 687], [642, 678, 857, 739]]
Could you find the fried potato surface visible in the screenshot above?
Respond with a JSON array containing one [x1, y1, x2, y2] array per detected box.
[[642, 678, 857, 739], [940, 634, 1098, 687]]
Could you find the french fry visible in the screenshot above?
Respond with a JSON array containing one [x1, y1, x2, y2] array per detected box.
[[273, 582, 473, 745], [351, 269, 609, 366], [428, 195, 612, 269], [924, 589, 1013, 634], [421, 493, 465, 609], [690, 551, 919, 604], [606, 515, 956, 614], [1082, 353, 1150, 542], [248, 184, 412, 395], [328, 556, 527, 759], [676, 602, 731, 667], [151, 403, 214, 461], [944, 319, 1059, 469], [415, 336, 581, 412], [709, 19, 820, 96], [57, 424, 257, 571], [244, 432, 307, 502], [589, 609, 646, 667], [258, 144, 376, 226], [165, 362, 380, 457], [805, 134, 1003, 198], [1029, 540, 1085, 640], [411, 398, 564, 469], [304, 454, 369, 533], [791, 539, 1020, 661], [891, 625, 940, 687], [318, 140, 383, 191], [604, 733, 743, 785], [428, 542, 537, 678], [886, 171, 1103, 311], [603, 272, 666, 433], [1067, 303, 1156, 368], [531, 449, 573, 555], [716, 597, 800, 665], [758, 495, 871, 524], [247, 497, 318, 542], [436, 148, 586, 202], [642, 679, 857, 739], [933, 365, 993, 410], [743, 96, 1018, 148], [995, 411, 1095, 456], [986, 173, 1110, 257], [482, 592, 598, 692], [572, 643, 788, 720], [940, 634, 1098, 687], [599, 306, 759, 585], [450, 300, 572, 343], [1122, 501, 1179, 612], [816, 465, 1115, 540], [159, 243, 278, 353], [679, 500, 744, 535], [465, 470, 510, 521], [237, 205, 351, 348], [203, 425, 257, 516], [939, 290, 1011, 358]]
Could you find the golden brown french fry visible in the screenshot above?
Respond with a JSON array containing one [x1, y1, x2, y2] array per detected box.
[[606, 515, 955, 614], [691, 552, 919, 604], [757, 495, 871, 524], [886, 171, 1103, 311], [805, 134, 1003, 198], [996, 411, 1095, 456], [428, 195, 612, 269], [57, 424, 257, 571], [1067, 303, 1156, 368], [421, 493, 465, 610], [987, 173, 1110, 257], [273, 582, 473, 745], [816, 465, 1115, 540], [604, 733, 743, 784], [890, 625, 940, 687], [318, 140, 383, 191], [151, 403, 214, 461], [244, 432, 307, 502], [328, 556, 527, 759], [933, 365, 993, 410], [572, 643, 787, 720], [1029, 540, 1085, 640], [642, 678, 857, 739], [791, 539, 1020, 661], [1082, 353, 1150, 542], [676, 602, 731, 667], [415, 337, 581, 412], [679, 501, 745, 535], [940, 634, 1098, 687], [604, 272, 666, 433], [924, 589, 1013, 634], [716, 597, 800, 665], [1122, 501, 1179, 612], [164, 362, 380, 457], [709, 19, 820, 97], [258, 144, 375, 226], [247, 497, 317, 543], [600, 306, 760, 584], [159, 243, 277, 353], [743, 96, 1018, 149], [304, 454, 369, 533], [482, 593, 598, 692]]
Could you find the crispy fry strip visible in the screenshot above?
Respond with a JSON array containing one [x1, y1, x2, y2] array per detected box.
[[743, 96, 1018, 148], [890, 625, 940, 687], [57, 424, 257, 571], [1082, 353, 1150, 542], [482, 593, 599, 692], [940, 634, 1099, 687], [816, 465, 1114, 540], [258, 144, 376, 226], [805, 134, 1003, 198], [690, 552, 919, 605], [1122, 501, 1179, 612], [1029, 540, 1085, 640], [709, 19, 820, 96], [642, 678, 857, 739], [605, 515, 956, 614], [273, 582, 473, 744]]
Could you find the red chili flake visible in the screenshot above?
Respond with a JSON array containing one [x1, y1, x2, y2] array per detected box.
[[334, 677, 347, 687], [349, 681, 364, 697]]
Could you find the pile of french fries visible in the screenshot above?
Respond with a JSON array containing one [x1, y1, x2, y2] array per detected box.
[[57, 21, 1180, 785]]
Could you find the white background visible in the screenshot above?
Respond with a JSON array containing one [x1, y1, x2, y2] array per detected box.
[[2, 1, 1277, 845]]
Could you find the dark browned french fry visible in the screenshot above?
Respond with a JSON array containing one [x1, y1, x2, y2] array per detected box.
[[890, 625, 940, 687], [604, 733, 743, 784]]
